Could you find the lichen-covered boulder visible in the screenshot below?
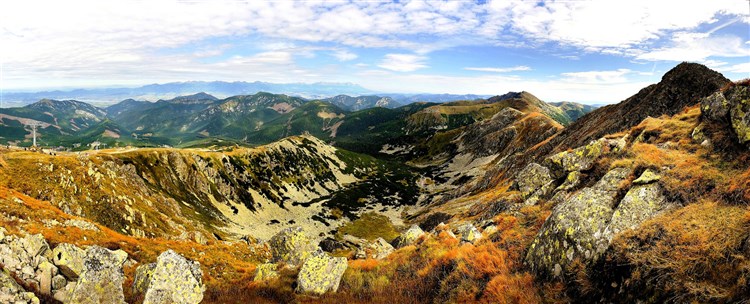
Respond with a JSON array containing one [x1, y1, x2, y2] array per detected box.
[[20, 234, 49, 258], [526, 168, 630, 278], [52, 243, 86, 279], [67, 246, 128, 304], [633, 169, 660, 185], [455, 223, 482, 244], [555, 171, 582, 192], [253, 263, 279, 281], [546, 138, 606, 177], [392, 225, 425, 248], [701, 90, 731, 121], [0, 268, 39, 304], [268, 226, 318, 266], [729, 86, 750, 144], [136, 250, 205, 304], [132, 263, 156, 296], [700, 85, 750, 145], [296, 250, 347, 296], [605, 183, 673, 237], [515, 163, 553, 198]]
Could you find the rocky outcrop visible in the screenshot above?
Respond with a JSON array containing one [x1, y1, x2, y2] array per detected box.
[[268, 226, 318, 266], [295, 250, 347, 296], [67, 246, 128, 304], [700, 84, 750, 145], [515, 163, 553, 198], [526, 168, 630, 277], [526, 169, 675, 278], [605, 182, 673, 237], [52, 243, 86, 279], [133, 250, 205, 304], [0, 233, 55, 301], [392, 225, 425, 248], [545, 138, 606, 178], [455, 223, 482, 244]]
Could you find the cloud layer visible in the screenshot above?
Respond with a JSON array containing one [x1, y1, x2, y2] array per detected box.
[[0, 0, 747, 103]]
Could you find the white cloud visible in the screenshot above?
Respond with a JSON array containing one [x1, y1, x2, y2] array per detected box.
[[378, 54, 428, 72], [353, 71, 650, 104], [332, 50, 358, 61], [560, 69, 633, 84], [717, 62, 750, 74], [0, 0, 747, 91], [636, 32, 750, 62], [508, 0, 746, 49], [464, 66, 531, 73]]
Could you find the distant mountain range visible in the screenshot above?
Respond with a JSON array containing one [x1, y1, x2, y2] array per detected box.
[[1, 81, 496, 108], [0, 91, 595, 151]]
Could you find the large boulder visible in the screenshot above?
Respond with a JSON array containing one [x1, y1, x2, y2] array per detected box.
[[295, 250, 347, 296], [526, 168, 630, 278], [700, 84, 750, 145], [515, 163, 553, 198], [19, 234, 49, 258], [605, 183, 674, 238], [67, 246, 128, 304], [52, 243, 86, 279], [392, 225, 425, 248], [134, 250, 205, 304], [729, 86, 750, 144], [545, 138, 606, 177], [268, 226, 318, 266], [526, 168, 675, 279]]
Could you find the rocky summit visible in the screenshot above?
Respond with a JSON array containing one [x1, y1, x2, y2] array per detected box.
[[1, 61, 749, 304]]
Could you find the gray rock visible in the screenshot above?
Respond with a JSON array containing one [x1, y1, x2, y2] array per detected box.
[[515, 163, 553, 198], [52, 243, 86, 279], [0, 268, 39, 304], [20, 234, 49, 257], [632, 169, 661, 185], [546, 138, 606, 178], [701, 90, 731, 121], [729, 86, 750, 144], [392, 225, 425, 248], [606, 183, 674, 237], [51, 274, 67, 291], [268, 226, 318, 266], [526, 167, 631, 278], [366, 238, 394, 260], [455, 223, 482, 244], [137, 250, 205, 304], [295, 250, 347, 296], [67, 246, 128, 304], [36, 260, 56, 296], [555, 171, 582, 192]]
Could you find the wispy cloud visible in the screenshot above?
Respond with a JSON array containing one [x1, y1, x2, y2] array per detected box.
[[561, 69, 633, 84], [378, 54, 428, 72], [464, 66, 531, 73], [332, 49, 358, 61]]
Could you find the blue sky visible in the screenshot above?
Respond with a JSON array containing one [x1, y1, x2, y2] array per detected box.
[[0, 0, 748, 103]]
